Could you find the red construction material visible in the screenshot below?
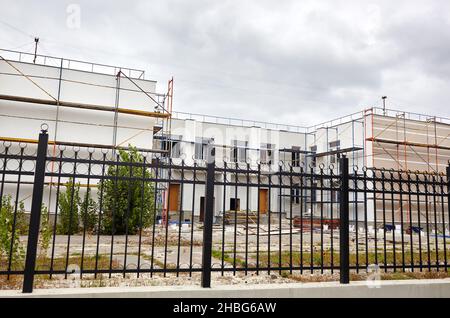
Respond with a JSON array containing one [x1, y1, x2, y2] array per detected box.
[[293, 216, 340, 230]]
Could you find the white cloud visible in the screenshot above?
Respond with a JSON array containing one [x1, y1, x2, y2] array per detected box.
[[0, 0, 449, 126]]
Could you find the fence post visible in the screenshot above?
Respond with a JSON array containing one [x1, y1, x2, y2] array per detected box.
[[447, 163, 450, 236], [201, 143, 215, 288], [22, 127, 48, 293], [339, 155, 350, 284]]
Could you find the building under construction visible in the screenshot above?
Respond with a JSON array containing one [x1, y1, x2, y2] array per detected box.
[[0, 48, 172, 152], [0, 48, 449, 226]]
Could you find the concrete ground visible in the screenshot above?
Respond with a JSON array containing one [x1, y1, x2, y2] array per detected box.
[[1, 278, 450, 298], [22, 221, 450, 262], [2, 221, 446, 292], [7, 221, 448, 279]]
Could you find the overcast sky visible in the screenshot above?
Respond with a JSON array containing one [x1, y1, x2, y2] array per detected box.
[[1, 0, 449, 126]]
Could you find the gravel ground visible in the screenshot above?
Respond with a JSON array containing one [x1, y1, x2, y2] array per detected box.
[[28, 271, 297, 289], [2, 264, 449, 290], [2, 221, 448, 290]]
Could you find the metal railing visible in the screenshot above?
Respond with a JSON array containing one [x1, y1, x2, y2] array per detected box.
[[172, 107, 450, 133], [171, 111, 309, 133], [0, 129, 449, 292], [0, 48, 146, 79], [371, 107, 450, 125]]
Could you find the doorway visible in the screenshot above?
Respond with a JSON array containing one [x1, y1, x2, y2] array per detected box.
[[199, 196, 215, 222], [230, 198, 240, 211], [168, 184, 180, 212], [259, 189, 268, 214]]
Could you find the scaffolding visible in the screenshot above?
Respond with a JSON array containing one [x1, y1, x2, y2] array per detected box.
[[364, 107, 450, 174], [1, 48, 450, 228], [363, 107, 450, 227], [0, 48, 174, 220], [0, 48, 172, 152]]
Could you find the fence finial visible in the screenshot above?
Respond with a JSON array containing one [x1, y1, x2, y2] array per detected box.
[[40, 123, 49, 133]]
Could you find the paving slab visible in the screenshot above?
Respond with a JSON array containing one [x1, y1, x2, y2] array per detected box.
[[1, 278, 450, 298]]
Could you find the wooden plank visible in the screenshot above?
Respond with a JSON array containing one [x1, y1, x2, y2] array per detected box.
[[0, 94, 170, 118]]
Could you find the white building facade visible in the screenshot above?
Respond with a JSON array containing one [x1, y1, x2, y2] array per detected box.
[[1, 49, 449, 226]]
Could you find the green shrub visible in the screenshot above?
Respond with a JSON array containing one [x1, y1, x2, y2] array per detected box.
[[57, 179, 80, 235], [80, 189, 98, 233], [39, 204, 52, 258], [15, 201, 28, 235], [0, 195, 26, 264], [100, 147, 155, 235]]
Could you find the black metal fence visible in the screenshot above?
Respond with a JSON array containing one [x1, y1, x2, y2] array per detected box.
[[0, 129, 449, 292]]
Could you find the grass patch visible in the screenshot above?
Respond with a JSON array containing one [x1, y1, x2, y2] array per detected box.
[[211, 249, 247, 267], [0, 254, 121, 289], [34, 254, 122, 272], [254, 249, 450, 268]]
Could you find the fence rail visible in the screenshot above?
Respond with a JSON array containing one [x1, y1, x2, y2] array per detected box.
[[0, 48, 146, 79], [0, 130, 449, 292]]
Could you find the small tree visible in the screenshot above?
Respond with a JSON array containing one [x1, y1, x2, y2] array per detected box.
[[0, 195, 26, 265], [39, 204, 52, 259], [57, 179, 80, 235], [15, 201, 28, 235], [80, 190, 98, 233], [100, 147, 155, 235]]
